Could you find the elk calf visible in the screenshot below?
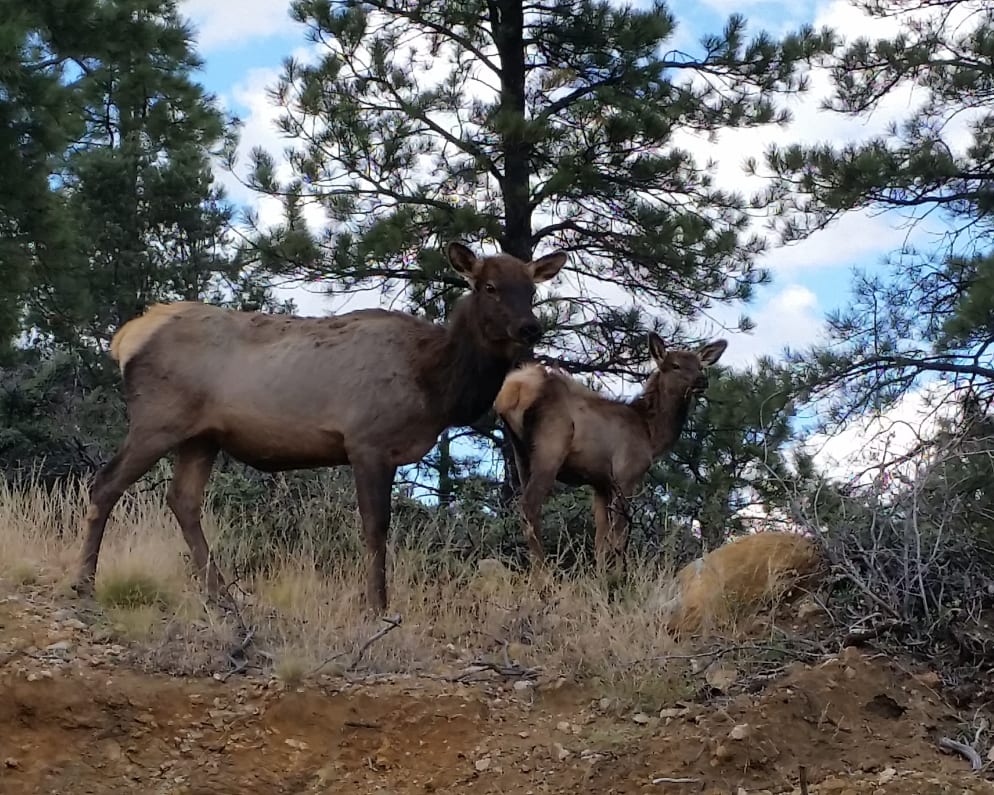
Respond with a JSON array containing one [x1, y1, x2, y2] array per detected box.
[[495, 333, 727, 571], [73, 242, 566, 612]]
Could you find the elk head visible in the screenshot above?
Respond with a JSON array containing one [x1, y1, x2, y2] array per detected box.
[[648, 332, 728, 397], [446, 242, 566, 355]]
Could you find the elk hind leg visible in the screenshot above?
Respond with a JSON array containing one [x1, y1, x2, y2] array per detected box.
[[74, 429, 180, 596], [167, 438, 225, 601], [518, 417, 572, 569]]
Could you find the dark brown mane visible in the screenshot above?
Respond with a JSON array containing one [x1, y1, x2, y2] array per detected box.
[[418, 294, 521, 427]]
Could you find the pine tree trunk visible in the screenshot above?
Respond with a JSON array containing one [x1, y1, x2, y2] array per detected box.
[[490, 0, 532, 507]]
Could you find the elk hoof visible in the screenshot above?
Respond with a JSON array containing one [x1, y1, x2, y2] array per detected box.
[[70, 577, 95, 599]]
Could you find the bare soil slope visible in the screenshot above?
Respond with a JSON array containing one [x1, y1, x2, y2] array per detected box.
[[2, 589, 992, 795]]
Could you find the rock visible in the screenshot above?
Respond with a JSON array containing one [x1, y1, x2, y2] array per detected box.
[[554, 742, 571, 761], [659, 708, 686, 720], [45, 640, 72, 653], [4, 758, 19, 769], [556, 720, 571, 733], [284, 738, 308, 751], [728, 723, 751, 741], [705, 665, 738, 693], [474, 756, 491, 772], [513, 680, 533, 692], [914, 671, 941, 688], [796, 596, 823, 619], [598, 697, 612, 711], [878, 767, 897, 784], [632, 712, 651, 725]]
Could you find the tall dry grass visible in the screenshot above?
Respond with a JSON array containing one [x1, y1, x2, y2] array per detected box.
[[0, 476, 701, 708]]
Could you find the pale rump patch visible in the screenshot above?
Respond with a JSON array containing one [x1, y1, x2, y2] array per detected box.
[[110, 303, 191, 369], [494, 364, 550, 436], [664, 532, 826, 637]]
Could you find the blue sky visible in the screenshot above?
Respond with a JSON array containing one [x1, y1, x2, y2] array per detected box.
[[177, 0, 938, 372]]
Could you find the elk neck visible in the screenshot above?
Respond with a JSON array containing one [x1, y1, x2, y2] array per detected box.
[[629, 374, 696, 456], [422, 295, 520, 428]]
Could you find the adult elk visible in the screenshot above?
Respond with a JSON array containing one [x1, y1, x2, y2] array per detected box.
[[495, 333, 727, 572], [73, 242, 566, 611]]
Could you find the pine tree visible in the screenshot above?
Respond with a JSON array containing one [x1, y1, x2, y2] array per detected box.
[[22, 0, 269, 358], [0, 0, 285, 480], [755, 0, 994, 424], [239, 0, 835, 503], [0, 0, 88, 352]]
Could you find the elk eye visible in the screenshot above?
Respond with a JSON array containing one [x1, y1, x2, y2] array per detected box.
[[483, 282, 497, 294]]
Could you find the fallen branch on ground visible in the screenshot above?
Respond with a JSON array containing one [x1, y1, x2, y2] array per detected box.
[[454, 659, 540, 683], [349, 614, 403, 671], [309, 614, 403, 676], [937, 736, 983, 770]]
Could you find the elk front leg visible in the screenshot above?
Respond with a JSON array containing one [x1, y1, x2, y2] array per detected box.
[[352, 455, 397, 613], [593, 489, 612, 573], [606, 487, 634, 574]]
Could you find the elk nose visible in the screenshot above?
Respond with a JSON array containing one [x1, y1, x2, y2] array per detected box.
[[518, 320, 542, 344]]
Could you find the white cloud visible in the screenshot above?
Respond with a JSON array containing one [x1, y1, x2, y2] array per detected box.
[[180, 0, 298, 53], [800, 381, 959, 484], [695, 283, 825, 368]]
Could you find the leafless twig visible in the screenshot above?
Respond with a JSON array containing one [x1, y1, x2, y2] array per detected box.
[[650, 776, 699, 785], [349, 614, 403, 671]]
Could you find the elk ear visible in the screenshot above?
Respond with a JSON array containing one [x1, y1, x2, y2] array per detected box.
[[648, 332, 668, 368], [527, 251, 567, 283], [447, 241, 483, 285], [698, 339, 728, 367]]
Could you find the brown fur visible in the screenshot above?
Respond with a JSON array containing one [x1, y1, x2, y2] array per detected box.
[[665, 531, 826, 637], [73, 242, 566, 612], [496, 333, 727, 570]]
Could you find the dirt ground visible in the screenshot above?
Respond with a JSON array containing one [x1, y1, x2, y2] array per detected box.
[[1, 587, 993, 795]]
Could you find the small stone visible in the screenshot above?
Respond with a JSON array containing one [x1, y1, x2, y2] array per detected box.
[[728, 723, 751, 741], [598, 697, 612, 711], [659, 708, 685, 720], [513, 680, 533, 692], [556, 721, 571, 733], [45, 640, 72, 653], [706, 665, 738, 693], [632, 712, 651, 725], [554, 742, 570, 761], [4, 758, 19, 769], [518, 731, 530, 739], [284, 738, 308, 751], [474, 756, 491, 772], [878, 767, 897, 784]]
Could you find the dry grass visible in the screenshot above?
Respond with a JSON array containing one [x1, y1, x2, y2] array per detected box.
[[0, 477, 794, 703]]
